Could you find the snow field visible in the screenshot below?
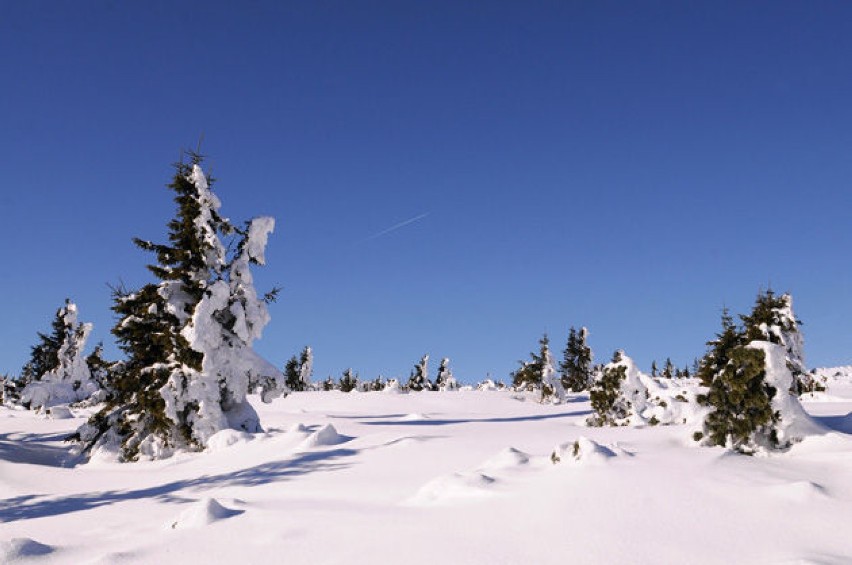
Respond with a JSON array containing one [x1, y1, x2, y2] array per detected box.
[[1, 387, 851, 564]]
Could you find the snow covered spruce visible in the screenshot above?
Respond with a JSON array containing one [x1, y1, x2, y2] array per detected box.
[[693, 291, 820, 453], [16, 299, 102, 410], [74, 154, 286, 461]]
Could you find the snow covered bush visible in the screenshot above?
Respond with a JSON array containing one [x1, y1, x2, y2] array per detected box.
[[19, 300, 99, 410], [76, 153, 286, 461], [339, 369, 359, 393], [695, 292, 819, 453], [511, 334, 563, 402]]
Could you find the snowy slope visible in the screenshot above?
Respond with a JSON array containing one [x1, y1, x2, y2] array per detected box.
[[1, 386, 851, 564]]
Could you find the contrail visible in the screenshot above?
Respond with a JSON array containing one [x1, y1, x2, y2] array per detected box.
[[357, 212, 430, 244]]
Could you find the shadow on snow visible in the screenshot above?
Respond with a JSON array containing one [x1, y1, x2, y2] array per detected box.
[[0, 447, 358, 523]]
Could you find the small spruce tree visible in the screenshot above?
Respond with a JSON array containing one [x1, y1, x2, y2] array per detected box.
[[339, 369, 358, 393], [560, 327, 594, 392], [408, 354, 431, 391]]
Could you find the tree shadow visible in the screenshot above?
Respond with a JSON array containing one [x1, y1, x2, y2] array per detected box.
[[813, 412, 852, 434], [0, 432, 80, 468], [359, 410, 590, 427], [0, 447, 358, 524]]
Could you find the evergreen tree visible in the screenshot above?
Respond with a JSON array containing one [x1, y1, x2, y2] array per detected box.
[[20, 300, 97, 409], [284, 356, 301, 391], [298, 346, 313, 390], [511, 334, 546, 392], [435, 357, 458, 391], [540, 335, 565, 403], [661, 358, 675, 379], [408, 354, 431, 391], [76, 154, 285, 461], [559, 326, 594, 392], [650, 360, 658, 378], [696, 295, 814, 452], [339, 369, 358, 393], [322, 376, 336, 391], [85, 343, 115, 399], [588, 364, 630, 426]]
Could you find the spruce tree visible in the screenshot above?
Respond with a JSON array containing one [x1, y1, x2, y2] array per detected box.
[[339, 369, 358, 393], [20, 299, 97, 409], [298, 346, 313, 390], [662, 358, 675, 379], [408, 354, 431, 391], [284, 356, 302, 391], [435, 357, 458, 391], [560, 327, 594, 392], [588, 364, 629, 426], [76, 153, 285, 461], [511, 334, 546, 392], [540, 334, 565, 403], [696, 295, 814, 452]]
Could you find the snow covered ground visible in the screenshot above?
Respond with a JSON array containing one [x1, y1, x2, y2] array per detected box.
[[2, 378, 852, 564]]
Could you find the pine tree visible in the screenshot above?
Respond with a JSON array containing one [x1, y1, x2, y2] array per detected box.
[[85, 343, 115, 399], [560, 326, 594, 392], [511, 334, 545, 392], [408, 354, 431, 391], [76, 153, 285, 461], [651, 360, 658, 378], [322, 376, 336, 391], [339, 369, 358, 393]]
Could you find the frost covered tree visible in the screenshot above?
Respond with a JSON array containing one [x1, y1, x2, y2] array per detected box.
[[540, 336, 565, 403], [85, 343, 115, 401], [76, 154, 286, 461], [339, 369, 358, 393], [408, 354, 431, 391], [695, 293, 818, 453], [560, 327, 594, 392], [435, 357, 458, 391], [20, 299, 99, 410], [587, 350, 655, 426], [284, 346, 312, 392]]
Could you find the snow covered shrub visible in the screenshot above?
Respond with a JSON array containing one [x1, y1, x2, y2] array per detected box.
[[695, 292, 818, 453], [560, 326, 594, 392], [76, 153, 286, 461], [20, 300, 99, 410], [408, 354, 432, 391]]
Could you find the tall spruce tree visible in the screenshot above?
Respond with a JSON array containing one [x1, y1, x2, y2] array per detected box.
[[76, 153, 285, 461], [560, 326, 594, 392]]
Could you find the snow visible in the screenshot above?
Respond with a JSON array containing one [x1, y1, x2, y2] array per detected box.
[[1, 383, 852, 563]]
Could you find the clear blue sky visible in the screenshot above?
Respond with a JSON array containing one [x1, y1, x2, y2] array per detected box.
[[1, 1, 850, 383]]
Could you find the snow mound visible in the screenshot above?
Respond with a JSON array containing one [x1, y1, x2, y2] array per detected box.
[[46, 405, 73, 419], [551, 437, 619, 466], [479, 447, 530, 470], [299, 424, 346, 449], [168, 498, 242, 530], [765, 481, 828, 503], [288, 423, 310, 434], [206, 429, 255, 452], [400, 413, 429, 421], [409, 472, 497, 505], [0, 538, 55, 560]]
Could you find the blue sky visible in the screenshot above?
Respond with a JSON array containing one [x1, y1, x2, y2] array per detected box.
[[1, 1, 850, 383]]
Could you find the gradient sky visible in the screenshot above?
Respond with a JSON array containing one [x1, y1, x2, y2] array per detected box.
[[1, 1, 850, 384]]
